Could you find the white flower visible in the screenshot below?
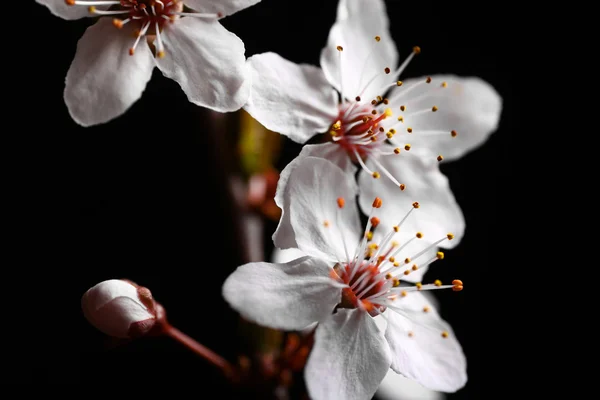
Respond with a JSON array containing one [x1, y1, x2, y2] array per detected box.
[[36, 0, 260, 126], [81, 279, 157, 338], [244, 0, 501, 245], [272, 248, 445, 400], [223, 157, 467, 400]]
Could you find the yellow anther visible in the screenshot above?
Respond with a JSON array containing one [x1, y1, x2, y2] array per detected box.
[[337, 197, 345, 208], [452, 279, 464, 292], [391, 240, 399, 248], [437, 155, 444, 162], [368, 243, 379, 250], [386, 273, 393, 279], [379, 127, 385, 132], [412, 201, 420, 208], [372, 171, 381, 179], [389, 128, 396, 134], [399, 184, 406, 191], [372, 197, 383, 208], [371, 110, 378, 115], [436, 251, 445, 260], [393, 148, 401, 155], [371, 99, 378, 105], [337, 45, 343, 51], [432, 106, 438, 112], [393, 225, 399, 232], [332, 121, 341, 130], [441, 81, 448, 88], [157, 51, 166, 59], [400, 105, 406, 111], [434, 279, 442, 287], [416, 282, 423, 290], [413, 46, 421, 54], [447, 233, 455, 240], [384, 108, 393, 117], [408, 331, 415, 337], [403, 270, 410, 275], [113, 19, 124, 29], [366, 231, 373, 241], [416, 232, 423, 238], [426, 76, 432, 83], [397, 116, 404, 122], [88, 6, 96, 13], [404, 144, 411, 151], [386, 132, 394, 139], [323, 220, 330, 227], [393, 279, 401, 287], [412, 265, 418, 271], [370, 216, 380, 227], [385, 67, 391, 74], [377, 96, 383, 102], [389, 256, 395, 263], [383, 98, 389, 105], [407, 127, 413, 133], [375, 36, 381, 42], [404, 258, 411, 264], [397, 81, 403, 86], [401, 290, 407, 297], [441, 331, 449, 338], [452, 279, 463, 286], [423, 306, 430, 313], [393, 261, 400, 267], [451, 130, 458, 137]]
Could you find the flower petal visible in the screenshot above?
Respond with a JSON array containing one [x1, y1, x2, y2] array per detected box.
[[156, 17, 249, 112], [64, 18, 154, 126], [273, 156, 361, 264], [306, 309, 391, 400], [320, 0, 398, 102], [384, 293, 467, 392], [273, 143, 356, 250], [358, 154, 465, 249], [222, 256, 342, 331], [271, 247, 308, 264], [36, 0, 108, 20], [184, 0, 260, 17], [387, 75, 502, 161], [244, 53, 339, 144], [377, 370, 445, 400]]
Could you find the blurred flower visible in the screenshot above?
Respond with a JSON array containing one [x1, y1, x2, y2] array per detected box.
[[223, 157, 466, 400], [36, 0, 260, 126], [81, 279, 159, 338], [244, 0, 501, 246]]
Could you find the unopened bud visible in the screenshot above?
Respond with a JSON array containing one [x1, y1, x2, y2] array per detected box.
[[81, 279, 156, 338]]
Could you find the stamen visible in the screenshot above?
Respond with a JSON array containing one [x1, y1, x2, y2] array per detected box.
[[155, 21, 165, 58], [129, 21, 150, 56], [337, 45, 345, 103]]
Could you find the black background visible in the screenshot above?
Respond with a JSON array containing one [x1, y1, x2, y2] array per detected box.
[[8, 0, 511, 396]]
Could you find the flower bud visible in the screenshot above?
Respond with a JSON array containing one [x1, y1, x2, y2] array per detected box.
[[81, 279, 156, 338]]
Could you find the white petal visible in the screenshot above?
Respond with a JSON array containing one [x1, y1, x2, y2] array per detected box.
[[377, 370, 445, 400], [273, 143, 356, 251], [273, 156, 361, 264], [222, 257, 342, 331], [156, 18, 249, 112], [358, 154, 465, 249], [384, 293, 467, 392], [184, 0, 260, 17], [64, 19, 154, 127], [36, 0, 107, 20], [387, 75, 502, 161], [271, 247, 308, 264], [320, 0, 398, 102], [305, 309, 391, 400], [244, 53, 339, 144]]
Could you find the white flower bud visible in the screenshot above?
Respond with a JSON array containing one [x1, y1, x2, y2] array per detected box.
[[81, 279, 156, 338]]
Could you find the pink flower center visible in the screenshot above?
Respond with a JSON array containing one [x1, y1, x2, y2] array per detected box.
[[65, 1, 220, 57]]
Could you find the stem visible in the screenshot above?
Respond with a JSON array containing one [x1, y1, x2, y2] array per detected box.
[[164, 324, 234, 376]]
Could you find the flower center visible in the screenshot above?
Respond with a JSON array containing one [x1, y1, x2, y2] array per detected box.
[[65, 1, 219, 57], [330, 196, 462, 317], [326, 41, 459, 190]]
